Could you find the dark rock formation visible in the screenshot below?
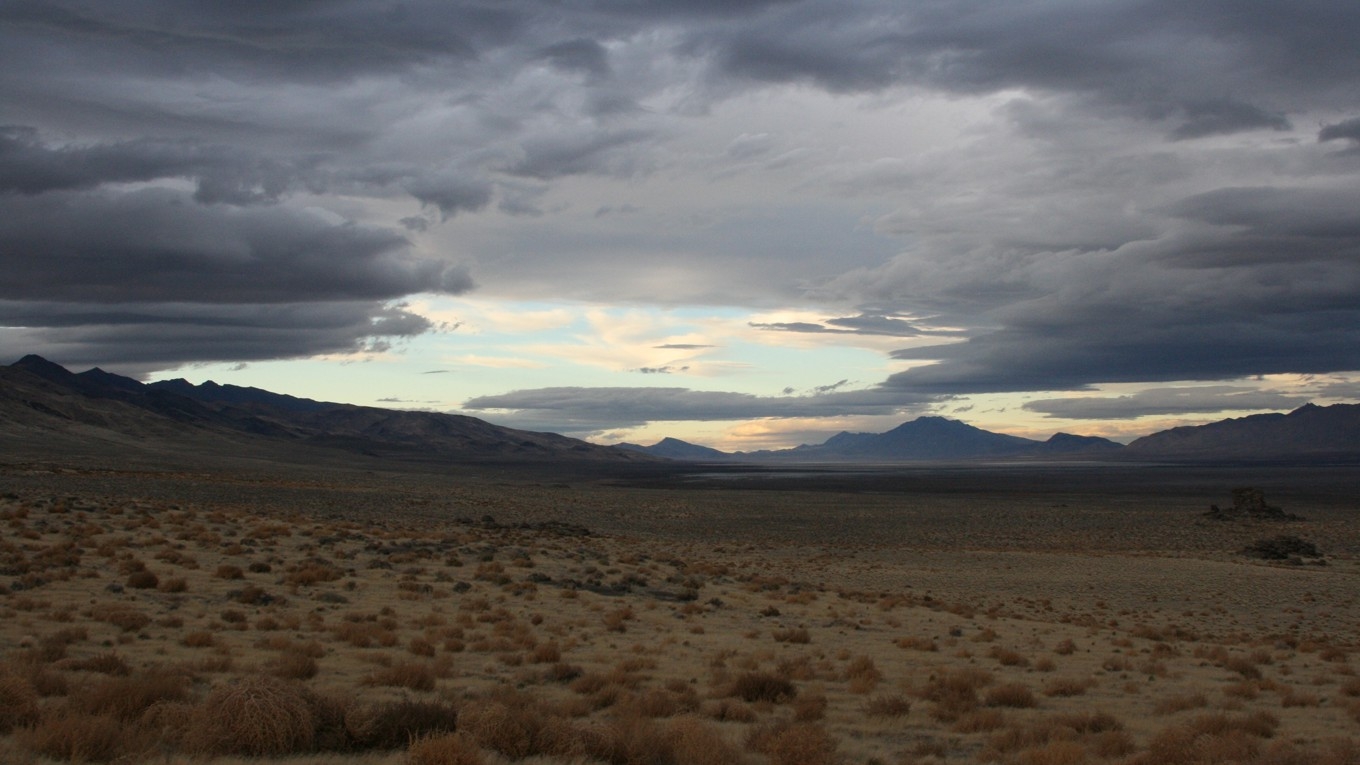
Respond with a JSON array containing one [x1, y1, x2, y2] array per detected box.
[[1205, 487, 1302, 521]]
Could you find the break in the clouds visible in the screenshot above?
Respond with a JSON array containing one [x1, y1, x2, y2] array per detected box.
[[2, 1, 1358, 430]]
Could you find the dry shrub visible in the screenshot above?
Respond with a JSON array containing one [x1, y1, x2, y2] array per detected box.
[[267, 650, 319, 680], [1223, 655, 1263, 680], [952, 708, 1007, 733], [158, 577, 188, 593], [182, 631, 215, 648], [1054, 639, 1077, 655], [700, 698, 756, 722], [530, 641, 562, 663], [90, 605, 150, 633], [990, 647, 1031, 667], [844, 655, 882, 693], [1135, 711, 1279, 765], [215, 564, 245, 580], [125, 569, 159, 589], [410, 636, 437, 657], [985, 682, 1037, 708], [772, 627, 811, 644], [748, 721, 837, 765], [75, 669, 190, 720], [284, 561, 345, 585], [792, 693, 827, 722], [863, 694, 912, 718], [0, 671, 39, 732], [1014, 740, 1087, 765], [346, 699, 459, 750], [1154, 691, 1209, 715], [1042, 677, 1091, 697], [185, 675, 318, 756], [668, 715, 743, 765], [59, 652, 130, 676], [408, 732, 485, 765], [603, 713, 675, 765], [917, 668, 992, 722], [17, 709, 143, 763], [1340, 677, 1360, 698], [729, 671, 797, 703], [458, 700, 543, 759], [363, 661, 436, 691], [896, 635, 938, 652]]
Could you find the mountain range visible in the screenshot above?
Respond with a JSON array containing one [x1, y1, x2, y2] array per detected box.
[[618, 404, 1360, 464], [0, 355, 648, 468], [3, 355, 1357, 467]]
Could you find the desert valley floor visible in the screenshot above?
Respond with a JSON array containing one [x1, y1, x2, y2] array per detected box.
[[2, 456, 1359, 764]]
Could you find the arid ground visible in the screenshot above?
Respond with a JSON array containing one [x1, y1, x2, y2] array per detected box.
[[1, 456, 1359, 764]]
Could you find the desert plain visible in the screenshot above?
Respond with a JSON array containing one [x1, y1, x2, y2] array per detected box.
[[1, 454, 1359, 765]]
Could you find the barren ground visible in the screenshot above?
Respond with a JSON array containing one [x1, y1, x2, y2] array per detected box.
[[1, 457, 1358, 764]]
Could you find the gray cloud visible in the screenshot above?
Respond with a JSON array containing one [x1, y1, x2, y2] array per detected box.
[[1167, 99, 1291, 140], [2, 0, 1359, 402], [1022, 387, 1311, 420], [1320, 117, 1360, 150], [752, 313, 955, 337], [0, 188, 471, 304], [0, 300, 432, 377], [464, 385, 925, 431]]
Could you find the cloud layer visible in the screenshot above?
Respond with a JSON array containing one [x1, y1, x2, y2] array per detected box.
[[2, 1, 1358, 425]]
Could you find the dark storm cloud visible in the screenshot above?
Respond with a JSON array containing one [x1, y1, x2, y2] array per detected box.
[[0, 188, 472, 303], [5, 0, 1360, 392], [0, 127, 313, 205], [464, 385, 921, 430], [694, 1, 1360, 133], [884, 301, 1360, 394], [1022, 387, 1310, 419], [1167, 99, 1291, 141], [1319, 117, 1360, 149], [538, 39, 612, 79], [0, 1, 512, 82], [0, 300, 432, 376]]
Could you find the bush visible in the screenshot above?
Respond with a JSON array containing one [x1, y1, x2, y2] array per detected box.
[[125, 570, 159, 589], [185, 675, 318, 756], [0, 671, 39, 732], [74, 670, 190, 720], [408, 732, 485, 765], [346, 699, 459, 750], [864, 694, 913, 718], [362, 661, 436, 691], [986, 683, 1037, 708], [729, 672, 797, 703], [17, 710, 141, 763]]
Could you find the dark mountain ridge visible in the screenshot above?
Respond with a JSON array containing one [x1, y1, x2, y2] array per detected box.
[[0, 355, 649, 466]]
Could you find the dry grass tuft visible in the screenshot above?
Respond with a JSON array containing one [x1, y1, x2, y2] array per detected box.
[[863, 693, 913, 718]]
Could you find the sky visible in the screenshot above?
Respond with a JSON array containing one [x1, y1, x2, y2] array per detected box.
[[3, 1, 1360, 451]]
